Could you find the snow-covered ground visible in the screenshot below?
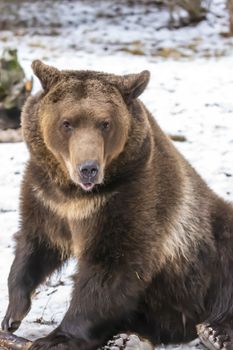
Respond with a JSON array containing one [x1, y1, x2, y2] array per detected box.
[[0, 1, 233, 348]]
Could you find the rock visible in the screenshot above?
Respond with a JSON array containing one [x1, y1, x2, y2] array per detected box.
[[0, 48, 32, 130]]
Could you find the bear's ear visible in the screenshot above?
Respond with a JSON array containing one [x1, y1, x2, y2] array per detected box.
[[119, 70, 150, 101], [31, 60, 61, 91]]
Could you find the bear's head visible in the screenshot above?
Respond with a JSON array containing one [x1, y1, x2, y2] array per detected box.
[[22, 60, 150, 191]]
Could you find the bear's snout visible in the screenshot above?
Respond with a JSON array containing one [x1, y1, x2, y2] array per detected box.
[[79, 160, 99, 181], [78, 160, 100, 191]]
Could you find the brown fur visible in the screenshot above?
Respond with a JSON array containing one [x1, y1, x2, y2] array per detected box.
[[2, 60, 233, 350]]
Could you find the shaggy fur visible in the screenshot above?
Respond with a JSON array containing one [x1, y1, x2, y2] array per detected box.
[[2, 60, 233, 350]]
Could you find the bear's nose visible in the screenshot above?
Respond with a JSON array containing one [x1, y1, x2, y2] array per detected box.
[[79, 160, 99, 181]]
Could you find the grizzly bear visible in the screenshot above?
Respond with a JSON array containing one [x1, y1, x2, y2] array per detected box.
[[2, 60, 233, 350]]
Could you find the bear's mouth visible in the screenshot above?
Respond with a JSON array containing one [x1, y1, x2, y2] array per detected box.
[[80, 182, 95, 192]]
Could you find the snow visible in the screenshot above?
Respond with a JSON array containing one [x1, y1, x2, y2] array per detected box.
[[0, 0, 233, 348]]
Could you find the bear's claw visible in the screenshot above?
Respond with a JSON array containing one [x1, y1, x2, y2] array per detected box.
[[197, 324, 232, 350], [1, 316, 22, 333]]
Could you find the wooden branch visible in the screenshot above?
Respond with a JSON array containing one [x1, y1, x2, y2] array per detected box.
[[0, 331, 32, 350], [0, 331, 154, 350]]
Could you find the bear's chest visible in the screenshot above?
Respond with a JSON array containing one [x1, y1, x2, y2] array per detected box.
[[35, 185, 107, 221], [34, 185, 108, 256]]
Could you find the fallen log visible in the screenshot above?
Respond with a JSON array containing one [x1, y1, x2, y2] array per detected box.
[[0, 331, 154, 350], [0, 331, 32, 350]]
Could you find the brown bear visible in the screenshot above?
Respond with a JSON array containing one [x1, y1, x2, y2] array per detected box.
[[2, 60, 233, 350]]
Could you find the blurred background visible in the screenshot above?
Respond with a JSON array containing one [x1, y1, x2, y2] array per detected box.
[[0, 0, 233, 346]]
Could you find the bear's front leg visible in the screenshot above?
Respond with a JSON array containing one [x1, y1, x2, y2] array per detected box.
[[30, 260, 148, 350], [2, 232, 66, 333]]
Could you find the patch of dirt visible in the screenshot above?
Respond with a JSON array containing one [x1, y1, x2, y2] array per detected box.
[[0, 128, 22, 143]]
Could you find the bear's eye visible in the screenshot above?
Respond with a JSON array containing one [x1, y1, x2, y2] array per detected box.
[[100, 120, 111, 131], [62, 120, 72, 132]]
